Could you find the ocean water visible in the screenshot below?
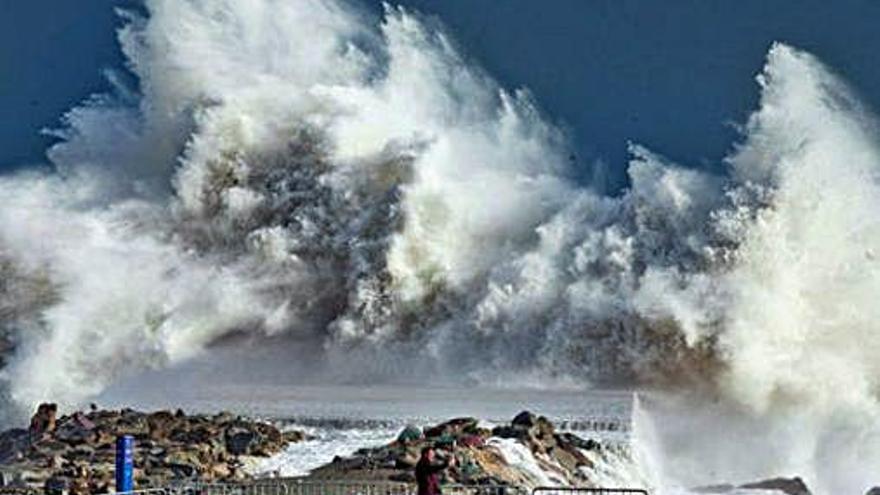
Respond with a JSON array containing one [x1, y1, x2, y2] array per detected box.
[[2, 0, 880, 493], [102, 383, 631, 427]]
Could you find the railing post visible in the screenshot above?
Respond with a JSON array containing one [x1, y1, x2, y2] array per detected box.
[[115, 435, 135, 494]]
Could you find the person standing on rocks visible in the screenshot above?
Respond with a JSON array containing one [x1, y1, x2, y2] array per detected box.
[[416, 446, 455, 495]]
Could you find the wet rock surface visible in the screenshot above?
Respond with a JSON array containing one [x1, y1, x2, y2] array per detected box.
[[738, 477, 811, 495], [309, 411, 602, 488], [0, 404, 305, 494], [694, 477, 813, 495]]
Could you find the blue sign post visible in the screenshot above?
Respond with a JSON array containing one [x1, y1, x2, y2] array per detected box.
[[115, 435, 134, 493]]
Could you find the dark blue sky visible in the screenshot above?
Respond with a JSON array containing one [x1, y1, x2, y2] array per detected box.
[[3, 0, 880, 186]]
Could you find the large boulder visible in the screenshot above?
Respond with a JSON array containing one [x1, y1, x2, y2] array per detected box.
[[165, 449, 205, 479], [54, 413, 96, 445], [424, 417, 480, 439], [397, 425, 423, 443], [512, 411, 538, 427], [555, 432, 600, 451], [28, 403, 58, 438], [146, 410, 179, 441], [493, 412, 557, 454], [283, 430, 307, 444], [115, 410, 150, 437], [225, 425, 259, 456]]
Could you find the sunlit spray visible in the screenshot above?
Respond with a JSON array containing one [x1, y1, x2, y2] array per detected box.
[[0, 1, 879, 492]]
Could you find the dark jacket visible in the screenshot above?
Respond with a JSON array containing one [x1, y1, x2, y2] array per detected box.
[[415, 458, 448, 495]]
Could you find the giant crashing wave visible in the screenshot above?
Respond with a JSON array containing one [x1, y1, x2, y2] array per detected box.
[[3, 3, 880, 484]]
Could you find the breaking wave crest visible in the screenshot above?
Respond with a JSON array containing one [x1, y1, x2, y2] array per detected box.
[[3, 1, 880, 491]]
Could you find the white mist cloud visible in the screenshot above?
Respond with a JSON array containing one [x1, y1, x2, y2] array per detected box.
[[1, 2, 880, 493]]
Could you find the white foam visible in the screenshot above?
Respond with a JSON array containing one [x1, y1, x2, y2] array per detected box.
[[0, 1, 879, 493]]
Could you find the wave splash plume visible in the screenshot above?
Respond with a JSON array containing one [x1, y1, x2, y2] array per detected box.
[[2, 1, 880, 492]]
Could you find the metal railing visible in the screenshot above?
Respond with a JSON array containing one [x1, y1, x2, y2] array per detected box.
[[444, 485, 520, 495], [111, 481, 648, 495], [532, 487, 649, 495], [292, 480, 412, 495], [114, 481, 520, 495], [190, 481, 518, 495], [116, 484, 296, 495], [181, 481, 294, 495]]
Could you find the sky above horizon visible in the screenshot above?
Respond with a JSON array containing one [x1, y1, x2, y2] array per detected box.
[[3, 0, 880, 187]]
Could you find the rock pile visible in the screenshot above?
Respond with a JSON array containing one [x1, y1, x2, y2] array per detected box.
[[309, 411, 602, 488], [0, 404, 305, 494]]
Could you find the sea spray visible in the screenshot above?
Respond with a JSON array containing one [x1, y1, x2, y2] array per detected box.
[[0, 1, 879, 492]]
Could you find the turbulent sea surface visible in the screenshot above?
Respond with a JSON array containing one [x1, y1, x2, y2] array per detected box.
[[1, 0, 880, 493]]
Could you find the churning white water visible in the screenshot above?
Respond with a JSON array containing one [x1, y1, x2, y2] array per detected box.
[[1, 0, 880, 492]]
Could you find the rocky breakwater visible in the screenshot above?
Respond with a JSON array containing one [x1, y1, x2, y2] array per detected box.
[[309, 411, 603, 488], [307, 412, 818, 494], [0, 404, 306, 494]]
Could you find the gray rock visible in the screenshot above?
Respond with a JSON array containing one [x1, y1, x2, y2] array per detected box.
[[54, 415, 95, 445], [740, 477, 812, 495], [43, 475, 69, 495], [555, 432, 600, 451], [397, 425, 423, 443], [0, 428, 30, 462], [225, 426, 258, 456], [492, 425, 528, 440], [424, 417, 479, 438], [512, 411, 538, 427]]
